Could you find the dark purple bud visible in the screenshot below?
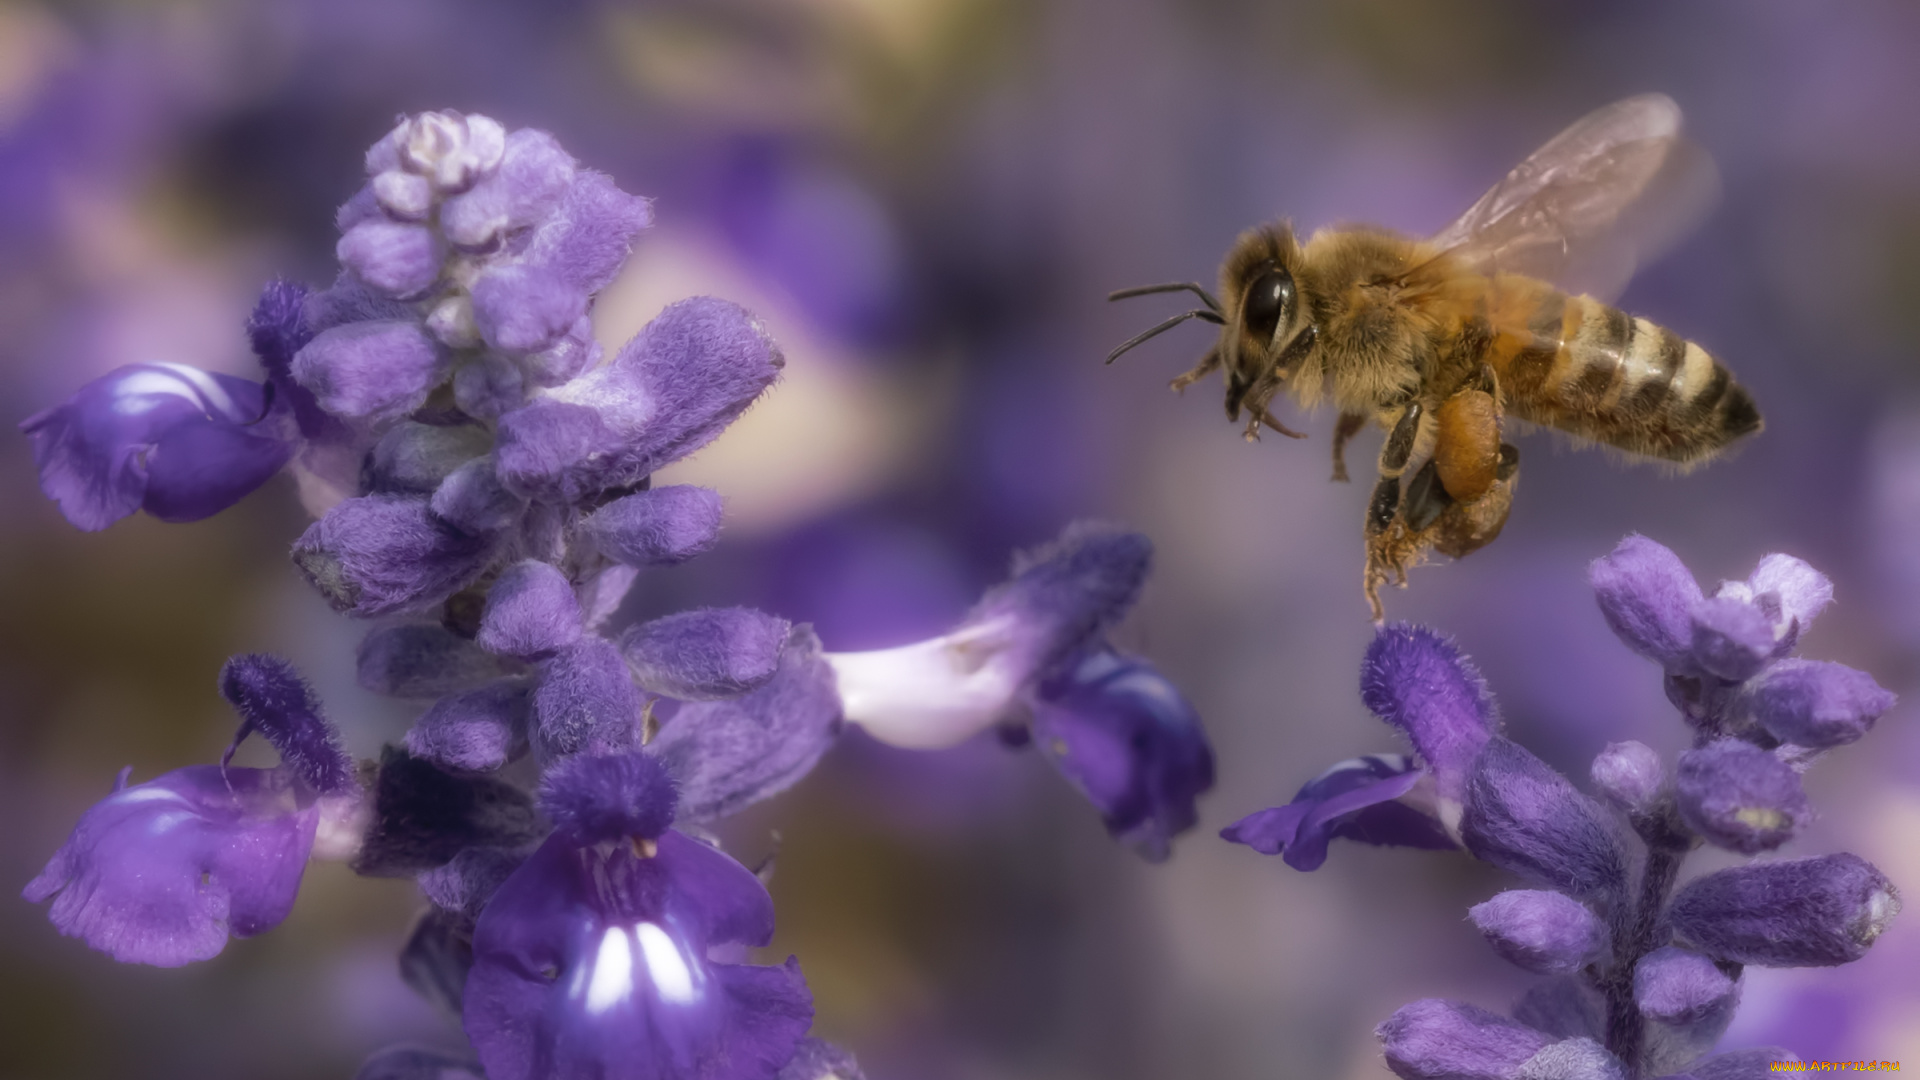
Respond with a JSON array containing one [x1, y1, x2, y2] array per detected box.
[[528, 168, 654, 294], [292, 319, 450, 424], [1634, 946, 1739, 1076], [1749, 659, 1894, 749], [1031, 647, 1215, 862], [464, 818, 809, 1080], [1688, 596, 1774, 682], [217, 654, 355, 794], [21, 363, 293, 531], [621, 607, 791, 700], [477, 561, 583, 660], [778, 1039, 867, 1080], [1590, 740, 1665, 815], [1668, 853, 1900, 966], [1376, 998, 1552, 1079], [495, 298, 781, 501], [1221, 754, 1454, 872], [649, 627, 843, 823], [356, 623, 515, 699], [353, 1046, 485, 1080], [531, 637, 643, 761], [350, 748, 541, 878], [1468, 890, 1609, 976], [582, 484, 727, 566], [337, 220, 442, 298], [1460, 738, 1627, 901], [540, 749, 679, 843], [470, 264, 587, 355], [365, 421, 491, 494], [293, 495, 499, 616], [1674, 740, 1809, 854], [1360, 623, 1497, 809], [1590, 535, 1702, 670], [1679, 1048, 1802, 1078], [430, 457, 526, 537], [22, 765, 318, 966], [404, 679, 530, 773], [452, 353, 526, 419]]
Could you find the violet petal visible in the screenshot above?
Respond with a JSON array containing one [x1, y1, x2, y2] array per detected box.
[[539, 749, 679, 844], [217, 653, 355, 794]]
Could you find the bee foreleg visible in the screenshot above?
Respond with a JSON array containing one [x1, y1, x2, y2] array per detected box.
[[1330, 411, 1367, 483], [1168, 347, 1222, 393], [1239, 374, 1307, 441]]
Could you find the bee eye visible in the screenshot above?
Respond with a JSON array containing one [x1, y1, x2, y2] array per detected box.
[[1241, 266, 1294, 344]]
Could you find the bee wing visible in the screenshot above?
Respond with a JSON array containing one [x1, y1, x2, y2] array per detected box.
[[1425, 94, 1719, 301]]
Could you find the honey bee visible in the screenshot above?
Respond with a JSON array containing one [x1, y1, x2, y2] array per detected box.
[[1108, 94, 1760, 620]]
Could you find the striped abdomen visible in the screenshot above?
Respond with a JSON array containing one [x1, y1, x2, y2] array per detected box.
[[1479, 276, 1760, 464]]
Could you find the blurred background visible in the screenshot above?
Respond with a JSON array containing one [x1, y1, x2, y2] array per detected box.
[[3, 0, 1919, 1076]]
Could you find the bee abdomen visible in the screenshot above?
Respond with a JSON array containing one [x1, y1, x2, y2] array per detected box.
[[1512, 294, 1760, 464]]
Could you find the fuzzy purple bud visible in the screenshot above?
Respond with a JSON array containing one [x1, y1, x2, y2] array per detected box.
[[530, 638, 643, 761], [1748, 659, 1895, 749], [1674, 740, 1809, 854], [530, 169, 653, 294], [470, 265, 586, 355], [356, 623, 514, 699], [337, 220, 442, 298], [1688, 596, 1775, 682], [1589, 741, 1666, 815], [1634, 945, 1740, 1074], [293, 495, 499, 616], [539, 750, 678, 843], [649, 627, 843, 823], [365, 422, 491, 494], [1668, 853, 1900, 967], [1590, 535, 1703, 670], [1376, 999, 1553, 1080], [452, 354, 527, 419], [430, 457, 525, 537], [1468, 890, 1609, 976], [1360, 623, 1498, 809], [621, 608, 791, 701], [292, 319, 449, 425], [404, 680, 530, 773], [475, 561, 582, 663], [217, 654, 355, 794], [1460, 738, 1627, 901], [582, 484, 727, 566]]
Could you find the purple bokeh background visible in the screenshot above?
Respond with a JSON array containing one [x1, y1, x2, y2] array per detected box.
[[3, 0, 1919, 1076]]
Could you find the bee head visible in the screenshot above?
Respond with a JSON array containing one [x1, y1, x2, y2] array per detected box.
[[1218, 225, 1309, 423]]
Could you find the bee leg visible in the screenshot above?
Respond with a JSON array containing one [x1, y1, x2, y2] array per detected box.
[[1330, 411, 1367, 483], [1434, 444, 1519, 558], [1361, 471, 1423, 623], [1239, 376, 1306, 441], [1433, 383, 1503, 504], [1377, 401, 1429, 478], [1402, 460, 1454, 532], [1168, 347, 1222, 393]]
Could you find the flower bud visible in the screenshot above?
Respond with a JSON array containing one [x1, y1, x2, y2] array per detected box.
[[1669, 853, 1900, 966], [1460, 738, 1627, 901], [1674, 739, 1809, 854], [1468, 890, 1609, 976], [1750, 659, 1894, 749], [1589, 740, 1664, 814], [1376, 999, 1551, 1079]]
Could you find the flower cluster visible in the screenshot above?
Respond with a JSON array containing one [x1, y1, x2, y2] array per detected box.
[[20, 111, 1217, 1078], [1223, 536, 1899, 1078]]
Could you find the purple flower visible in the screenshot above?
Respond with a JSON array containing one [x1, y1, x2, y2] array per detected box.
[[825, 521, 1152, 750], [1673, 739, 1810, 854], [1220, 754, 1454, 871], [23, 655, 356, 966], [1029, 647, 1216, 863], [20, 362, 295, 530], [463, 751, 813, 1080]]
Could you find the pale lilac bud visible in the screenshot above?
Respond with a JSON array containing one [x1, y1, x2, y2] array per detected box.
[[1468, 890, 1609, 976], [1634, 946, 1739, 1077], [337, 220, 442, 298], [292, 319, 450, 425], [622, 608, 791, 701], [1749, 659, 1894, 749], [1376, 999, 1552, 1079], [582, 484, 726, 566], [1589, 740, 1664, 814], [476, 560, 583, 660]]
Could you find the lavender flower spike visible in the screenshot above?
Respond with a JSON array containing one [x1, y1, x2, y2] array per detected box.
[[21, 363, 295, 530], [24, 655, 356, 965], [464, 751, 813, 1080], [825, 521, 1151, 749]]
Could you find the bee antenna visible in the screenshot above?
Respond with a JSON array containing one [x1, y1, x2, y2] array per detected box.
[[1108, 282, 1224, 316], [1105, 309, 1226, 364]]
